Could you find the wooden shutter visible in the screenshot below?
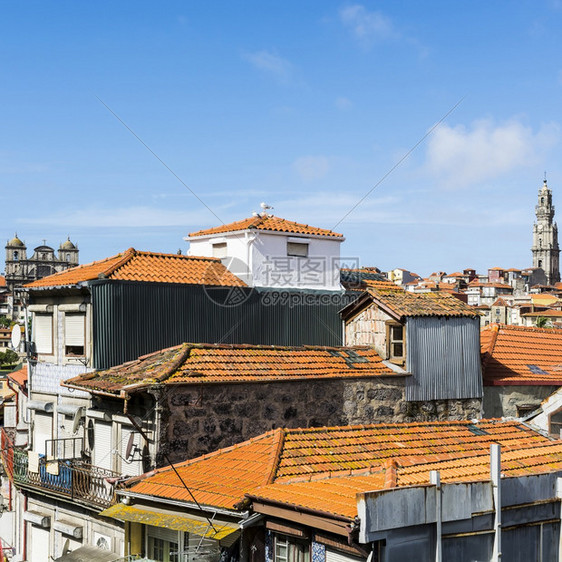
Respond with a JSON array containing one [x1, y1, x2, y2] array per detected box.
[[148, 526, 179, 543], [34, 314, 53, 354], [64, 314, 85, 346], [92, 421, 113, 471], [34, 412, 53, 455]]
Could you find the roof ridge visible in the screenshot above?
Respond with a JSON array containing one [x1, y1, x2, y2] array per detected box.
[[127, 428, 282, 482], [101, 247, 137, 278], [481, 323, 500, 373], [152, 343, 192, 382], [282, 419, 507, 436], [266, 428, 286, 484], [134, 250, 221, 262], [493, 323, 562, 334]]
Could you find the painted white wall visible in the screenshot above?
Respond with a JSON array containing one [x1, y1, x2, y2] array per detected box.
[[187, 229, 344, 290]]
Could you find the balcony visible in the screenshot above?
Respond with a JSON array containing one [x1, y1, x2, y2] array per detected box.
[[1, 430, 120, 509]]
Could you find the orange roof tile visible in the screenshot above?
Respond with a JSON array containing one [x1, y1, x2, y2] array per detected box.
[[364, 287, 478, 318], [64, 343, 400, 394], [189, 215, 343, 239], [7, 365, 27, 389], [25, 249, 246, 288], [482, 324, 562, 385], [523, 309, 562, 317], [0, 275, 6, 288], [128, 430, 283, 509], [125, 420, 558, 519]]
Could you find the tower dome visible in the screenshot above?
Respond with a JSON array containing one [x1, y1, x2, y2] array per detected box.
[[7, 234, 24, 247], [60, 237, 77, 250]]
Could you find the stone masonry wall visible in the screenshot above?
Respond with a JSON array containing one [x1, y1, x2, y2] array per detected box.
[[158, 378, 482, 465], [483, 385, 558, 418]]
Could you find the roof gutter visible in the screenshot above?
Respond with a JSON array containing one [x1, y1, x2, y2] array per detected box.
[[116, 490, 243, 519], [247, 495, 353, 524], [60, 380, 130, 401], [186, 229, 345, 243]]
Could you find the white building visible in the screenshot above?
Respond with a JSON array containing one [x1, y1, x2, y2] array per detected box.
[[186, 212, 345, 291]]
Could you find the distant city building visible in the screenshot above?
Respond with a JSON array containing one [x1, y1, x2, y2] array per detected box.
[[532, 179, 560, 285], [4, 234, 79, 292]]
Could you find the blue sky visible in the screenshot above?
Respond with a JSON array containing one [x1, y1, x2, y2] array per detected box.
[[2, 1, 562, 276]]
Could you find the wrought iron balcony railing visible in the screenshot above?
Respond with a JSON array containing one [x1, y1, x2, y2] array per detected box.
[[11, 447, 120, 509]]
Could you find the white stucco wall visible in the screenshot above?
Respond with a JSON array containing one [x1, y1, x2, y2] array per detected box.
[[187, 229, 344, 290]]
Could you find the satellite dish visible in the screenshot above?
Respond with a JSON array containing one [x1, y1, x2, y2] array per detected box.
[[72, 407, 84, 434], [10, 325, 21, 350], [125, 432, 135, 461]]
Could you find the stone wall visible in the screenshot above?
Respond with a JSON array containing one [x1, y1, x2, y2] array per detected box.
[[483, 385, 558, 418], [158, 377, 482, 464]]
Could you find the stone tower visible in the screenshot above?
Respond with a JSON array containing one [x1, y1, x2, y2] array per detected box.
[[58, 237, 79, 266], [532, 179, 560, 284]]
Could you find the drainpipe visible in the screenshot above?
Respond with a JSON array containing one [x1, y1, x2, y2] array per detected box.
[[491, 444, 501, 561], [22, 493, 28, 561], [430, 471, 441, 562]]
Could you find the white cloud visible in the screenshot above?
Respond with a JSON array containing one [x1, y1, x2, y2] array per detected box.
[[425, 118, 560, 189], [243, 50, 292, 83], [293, 156, 331, 182], [339, 4, 397, 42], [335, 96, 353, 110]]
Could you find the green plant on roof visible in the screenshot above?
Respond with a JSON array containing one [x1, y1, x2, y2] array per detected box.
[[535, 316, 550, 328]]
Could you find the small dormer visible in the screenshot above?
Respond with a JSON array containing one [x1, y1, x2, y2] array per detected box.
[[341, 287, 482, 402], [185, 208, 345, 290]]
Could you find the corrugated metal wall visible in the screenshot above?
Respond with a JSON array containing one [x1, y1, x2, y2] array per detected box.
[[405, 316, 482, 401], [91, 281, 354, 370]]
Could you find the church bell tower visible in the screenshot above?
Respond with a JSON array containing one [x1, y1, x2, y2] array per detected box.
[[532, 179, 560, 284]]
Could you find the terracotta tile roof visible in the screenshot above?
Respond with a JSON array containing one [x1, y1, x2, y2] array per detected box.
[[25, 248, 246, 288], [491, 297, 509, 307], [128, 430, 283, 509], [364, 287, 479, 319], [63, 343, 399, 394], [481, 324, 562, 385], [0, 275, 5, 288], [470, 282, 513, 290], [531, 294, 560, 306], [522, 309, 562, 317], [125, 420, 558, 519], [360, 279, 399, 290], [189, 215, 343, 238], [7, 365, 27, 389]]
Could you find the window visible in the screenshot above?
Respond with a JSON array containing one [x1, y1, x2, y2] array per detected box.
[[13, 251, 18, 261], [387, 323, 405, 363], [34, 314, 53, 354], [517, 404, 538, 418], [148, 527, 179, 562], [274, 535, 310, 562], [287, 242, 308, 258], [212, 242, 227, 259], [64, 313, 85, 356], [539, 259, 543, 268]]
